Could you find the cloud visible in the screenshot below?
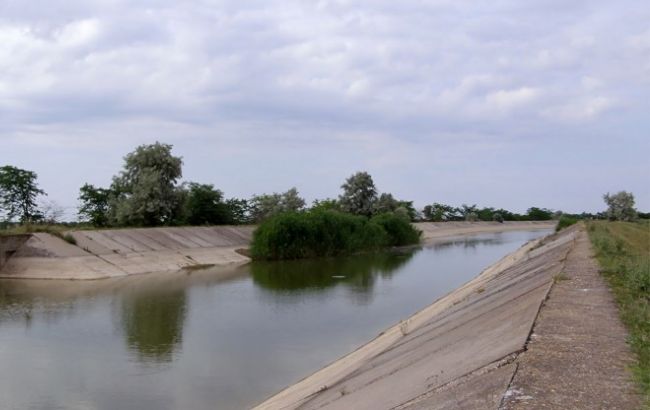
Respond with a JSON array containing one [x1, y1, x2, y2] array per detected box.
[[485, 87, 542, 114], [0, 0, 648, 214], [542, 96, 616, 121]]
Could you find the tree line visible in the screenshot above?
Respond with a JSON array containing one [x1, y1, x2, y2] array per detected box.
[[0, 142, 645, 228]]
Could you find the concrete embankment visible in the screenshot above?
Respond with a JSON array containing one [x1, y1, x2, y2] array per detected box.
[[0, 222, 554, 280], [254, 224, 640, 409], [0, 235, 30, 271], [414, 221, 554, 241], [0, 226, 253, 280]]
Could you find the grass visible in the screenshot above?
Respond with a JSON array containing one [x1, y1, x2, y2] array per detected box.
[[556, 215, 579, 232], [0, 223, 70, 236], [587, 220, 650, 404], [0, 224, 84, 246]]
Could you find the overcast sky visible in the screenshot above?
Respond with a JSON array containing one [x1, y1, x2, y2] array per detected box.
[[1, 0, 648, 218]]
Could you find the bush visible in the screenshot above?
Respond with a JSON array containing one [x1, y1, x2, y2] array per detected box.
[[251, 210, 421, 260], [555, 215, 579, 232], [371, 213, 421, 247]]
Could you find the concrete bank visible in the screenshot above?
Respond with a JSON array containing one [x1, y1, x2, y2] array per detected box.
[[0, 226, 253, 280], [0, 235, 30, 271], [254, 224, 640, 409], [0, 222, 554, 280], [415, 221, 554, 242]]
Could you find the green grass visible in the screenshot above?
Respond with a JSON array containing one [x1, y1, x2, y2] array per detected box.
[[587, 220, 650, 405], [251, 210, 421, 260], [0, 224, 71, 237], [555, 215, 579, 232]]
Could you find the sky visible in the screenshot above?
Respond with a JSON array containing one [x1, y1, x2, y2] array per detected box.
[[1, 0, 649, 219]]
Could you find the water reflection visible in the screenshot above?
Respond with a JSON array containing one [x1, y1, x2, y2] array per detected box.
[[0, 229, 552, 410], [250, 249, 416, 294], [425, 234, 506, 250], [121, 288, 187, 363]]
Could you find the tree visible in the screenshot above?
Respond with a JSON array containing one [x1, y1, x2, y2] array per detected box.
[[311, 198, 339, 212], [250, 188, 306, 222], [339, 172, 377, 217], [493, 208, 520, 221], [422, 203, 456, 221], [526, 207, 553, 221], [603, 191, 637, 221], [282, 187, 306, 212], [476, 207, 496, 221], [78, 184, 112, 227], [460, 204, 479, 221], [184, 183, 231, 225], [40, 200, 65, 224], [396, 201, 418, 221], [375, 193, 399, 214], [225, 198, 252, 225], [110, 142, 183, 226], [0, 165, 45, 223]]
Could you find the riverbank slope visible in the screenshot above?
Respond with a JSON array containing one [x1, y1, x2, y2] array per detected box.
[[254, 224, 640, 409], [0, 221, 554, 280]]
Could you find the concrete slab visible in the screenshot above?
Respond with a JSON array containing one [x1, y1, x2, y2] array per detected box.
[[501, 230, 641, 410], [82, 231, 133, 255], [254, 229, 573, 410], [69, 231, 114, 255], [398, 363, 518, 410]]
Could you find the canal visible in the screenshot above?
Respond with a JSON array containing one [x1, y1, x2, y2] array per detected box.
[[0, 229, 550, 410]]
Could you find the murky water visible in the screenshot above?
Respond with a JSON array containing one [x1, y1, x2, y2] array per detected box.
[[0, 230, 550, 410]]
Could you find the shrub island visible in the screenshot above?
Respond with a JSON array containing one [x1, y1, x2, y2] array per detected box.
[[250, 209, 422, 260]]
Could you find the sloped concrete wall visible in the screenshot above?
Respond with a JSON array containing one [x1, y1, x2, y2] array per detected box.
[[254, 226, 575, 410], [0, 227, 254, 280], [0, 234, 30, 270], [0, 222, 554, 281]]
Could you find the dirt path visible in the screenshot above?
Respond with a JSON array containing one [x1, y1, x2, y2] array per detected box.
[[501, 228, 641, 409]]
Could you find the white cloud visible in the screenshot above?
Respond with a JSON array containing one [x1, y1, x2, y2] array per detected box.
[[542, 96, 615, 121], [485, 87, 542, 113], [0, 0, 648, 212]]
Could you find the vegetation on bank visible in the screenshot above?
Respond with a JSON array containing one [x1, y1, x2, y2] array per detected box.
[[555, 215, 579, 232], [1, 141, 647, 233], [251, 210, 421, 260], [587, 220, 650, 403]]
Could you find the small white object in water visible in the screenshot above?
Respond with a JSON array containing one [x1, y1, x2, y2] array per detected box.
[[332, 275, 346, 279]]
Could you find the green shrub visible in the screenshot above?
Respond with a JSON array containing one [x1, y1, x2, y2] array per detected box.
[[555, 215, 579, 232], [251, 210, 420, 260], [371, 213, 421, 246]]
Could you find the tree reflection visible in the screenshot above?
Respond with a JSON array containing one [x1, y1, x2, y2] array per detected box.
[[427, 235, 503, 251], [250, 249, 416, 294], [121, 289, 187, 363]]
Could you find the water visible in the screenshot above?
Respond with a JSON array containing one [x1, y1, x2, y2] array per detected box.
[[0, 229, 550, 410]]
